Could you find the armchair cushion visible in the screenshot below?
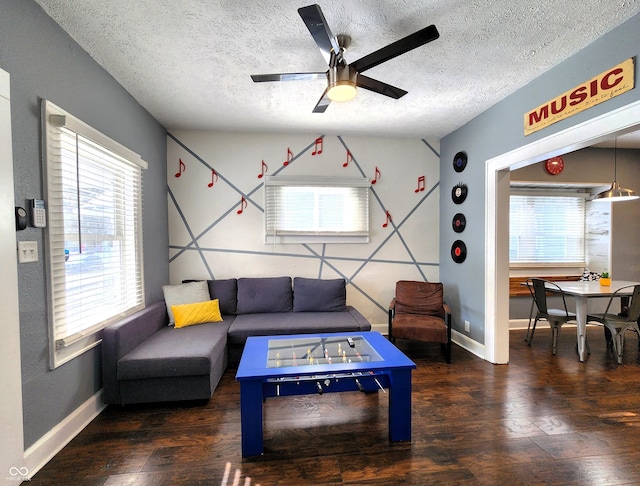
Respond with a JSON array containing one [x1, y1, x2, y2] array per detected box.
[[395, 280, 445, 318], [391, 314, 448, 343]]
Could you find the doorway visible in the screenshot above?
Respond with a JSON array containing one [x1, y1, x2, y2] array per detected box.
[[485, 100, 640, 363]]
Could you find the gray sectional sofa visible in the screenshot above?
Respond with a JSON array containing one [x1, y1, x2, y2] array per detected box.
[[102, 276, 371, 405]]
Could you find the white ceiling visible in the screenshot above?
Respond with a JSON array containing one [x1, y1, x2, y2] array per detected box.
[[35, 0, 640, 139]]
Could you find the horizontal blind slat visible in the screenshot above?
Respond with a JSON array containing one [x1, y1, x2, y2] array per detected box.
[[44, 100, 145, 351]]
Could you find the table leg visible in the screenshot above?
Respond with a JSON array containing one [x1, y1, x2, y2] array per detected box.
[[388, 369, 412, 442], [239, 380, 263, 457], [575, 296, 588, 362]]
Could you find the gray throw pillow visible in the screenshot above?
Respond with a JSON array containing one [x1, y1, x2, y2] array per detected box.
[[162, 281, 210, 325], [293, 277, 347, 312]]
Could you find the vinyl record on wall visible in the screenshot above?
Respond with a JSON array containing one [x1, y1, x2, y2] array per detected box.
[[451, 183, 468, 204], [451, 240, 467, 263], [452, 213, 466, 233], [453, 151, 467, 173]]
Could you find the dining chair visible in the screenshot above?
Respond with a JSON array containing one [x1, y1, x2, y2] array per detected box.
[[388, 280, 452, 363], [589, 285, 640, 364], [525, 278, 577, 355]]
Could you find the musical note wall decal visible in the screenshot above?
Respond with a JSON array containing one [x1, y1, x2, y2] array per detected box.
[[175, 158, 185, 178], [283, 148, 293, 166], [207, 169, 219, 188], [382, 210, 392, 228], [312, 137, 323, 156], [237, 196, 247, 215], [257, 160, 268, 178], [371, 166, 381, 184], [343, 150, 352, 168], [415, 175, 425, 193]]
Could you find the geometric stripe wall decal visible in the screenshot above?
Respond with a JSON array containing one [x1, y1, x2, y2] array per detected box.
[[167, 131, 440, 328]]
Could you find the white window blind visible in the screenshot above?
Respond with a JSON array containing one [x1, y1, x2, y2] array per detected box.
[[265, 176, 370, 244], [509, 193, 586, 266], [43, 100, 146, 368]]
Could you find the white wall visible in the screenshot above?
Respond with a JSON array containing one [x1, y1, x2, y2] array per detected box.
[[167, 131, 440, 329], [0, 68, 26, 482]]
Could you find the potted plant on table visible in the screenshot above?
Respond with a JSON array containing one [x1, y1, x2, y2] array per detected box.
[[600, 272, 611, 286]]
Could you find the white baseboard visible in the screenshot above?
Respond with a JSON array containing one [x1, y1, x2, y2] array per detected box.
[[510, 319, 582, 330], [371, 322, 387, 334], [23, 390, 106, 480], [510, 318, 533, 330], [451, 329, 486, 360]]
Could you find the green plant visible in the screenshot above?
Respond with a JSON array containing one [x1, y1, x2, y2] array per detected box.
[[601, 272, 609, 278]]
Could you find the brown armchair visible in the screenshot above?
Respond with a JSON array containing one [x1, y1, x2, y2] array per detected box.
[[388, 280, 452, 363]]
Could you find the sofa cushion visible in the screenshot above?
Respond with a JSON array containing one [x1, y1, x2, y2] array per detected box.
[[162, 281, 210, 325], [118, 321, 230, 380], [293, 277, 346, 312], [227, 309, 368, 344], [207, 278, 238, 315], [236, 277, 293, 314], [172, 299, 223, 328]]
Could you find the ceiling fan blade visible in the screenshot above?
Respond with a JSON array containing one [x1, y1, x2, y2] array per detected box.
[[351, 25, 439, 73], [356, 75, 407, 99], [251, 72, 327, 82], [312, 88, 331, 113], [298, 4, 342, 66]]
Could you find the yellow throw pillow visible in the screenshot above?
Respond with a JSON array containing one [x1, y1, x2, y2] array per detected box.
[[172, 299, 223, 328]]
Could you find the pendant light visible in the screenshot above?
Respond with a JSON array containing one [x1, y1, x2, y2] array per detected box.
[[593, 139, 639, 202]]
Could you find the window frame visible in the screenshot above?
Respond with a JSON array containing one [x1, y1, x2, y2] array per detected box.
[[264, 175, 370, 244], [509, 188, 587, 270], [42, 100, 147, 369]]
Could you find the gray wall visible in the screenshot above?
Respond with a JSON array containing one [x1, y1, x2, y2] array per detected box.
[[0, 0, 169, 449], [440, 13, 640, 345]]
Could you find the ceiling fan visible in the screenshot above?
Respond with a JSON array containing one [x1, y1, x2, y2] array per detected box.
[[251, 4, 439, 113]]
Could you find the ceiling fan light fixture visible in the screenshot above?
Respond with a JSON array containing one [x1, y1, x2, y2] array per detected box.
[[328, 65, 357, 102], [328, 81, 357, 101]]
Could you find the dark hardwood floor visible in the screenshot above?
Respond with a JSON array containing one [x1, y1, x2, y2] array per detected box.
[[31, 327, 640, 485]]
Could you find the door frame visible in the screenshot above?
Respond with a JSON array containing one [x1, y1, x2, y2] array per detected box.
[[485, 100, 640, 363]]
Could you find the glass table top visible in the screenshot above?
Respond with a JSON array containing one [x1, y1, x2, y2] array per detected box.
[[266, 334, 382, 368]]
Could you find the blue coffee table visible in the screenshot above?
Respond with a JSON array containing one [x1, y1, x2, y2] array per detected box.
[[235, 331, 416, 457]]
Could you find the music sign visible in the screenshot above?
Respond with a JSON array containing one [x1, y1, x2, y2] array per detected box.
[[524, 57, 635, 136]]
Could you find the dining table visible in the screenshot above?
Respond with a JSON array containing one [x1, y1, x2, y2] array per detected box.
[[543, 280, 640, 362]]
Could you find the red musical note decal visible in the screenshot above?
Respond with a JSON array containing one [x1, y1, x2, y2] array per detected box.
[[312, 137, 323, 156], [343, 150, 352, 168], [382, 210, 392, 228], [175, 158, 185, 178], [258, 160, 268, 179], [415, 175, 425, 193], [237, 196, 247, 215], [207, 169, 218, 188], [371, 166, 381, 184], [283, 148, 293, 166]]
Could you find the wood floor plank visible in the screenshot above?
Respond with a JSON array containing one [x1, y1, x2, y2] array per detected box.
[[29, 327, 640, 485]]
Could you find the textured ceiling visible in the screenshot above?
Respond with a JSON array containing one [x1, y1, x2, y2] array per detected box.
[[35, 0, 640, 139]]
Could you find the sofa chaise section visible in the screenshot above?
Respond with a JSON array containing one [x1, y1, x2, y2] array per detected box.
[[102, 300, 232, 404]]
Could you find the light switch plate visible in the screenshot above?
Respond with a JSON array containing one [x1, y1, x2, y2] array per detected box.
[[17, 241, 38, 263]]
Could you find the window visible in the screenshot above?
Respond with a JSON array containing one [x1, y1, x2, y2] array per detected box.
[[265, 176, 369, 244], [509, 192, 586, 266], [42, 100, 146, 368]]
